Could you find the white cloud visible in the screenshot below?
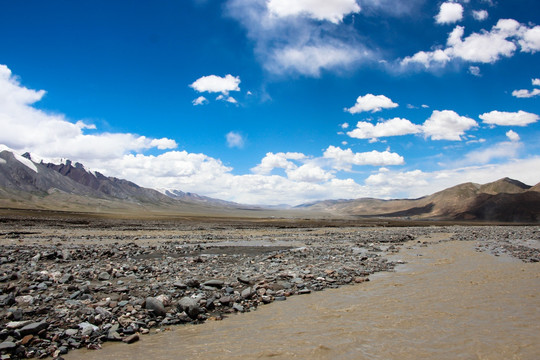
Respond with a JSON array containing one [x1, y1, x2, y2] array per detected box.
[[345, 94, 398, 114], [506, 130, 520, 142], [347, 118, 421, 140], [472, 10, 488, 21], [402, 19, 540, 69], [192, 96, 208, 106], [449, 21, 520, 63], [226, 0, 371, 77], [226, 131, 245, 148], [217, 94, 238, 104], [286, 163, 334, 183], [190, 74, 240, 94], [267, 0, 360, 24], [469, 65, 481, 76], [459, 141, 522, 165], [511, 88, 540, 98], [251, 152, 306, 175], [149, 138, 178, 150], [363, 157, 540, 199], [479, 110, 539, 126], [435, 2, 464, 25], [0, 64, 177, 161], [269, 44, 365, 77], [341, 122, 349, 129], [323, 145, 404, 171], [519, 26, 540, 53], [422, 110, 478, 141], [533, 78, 540, 86]]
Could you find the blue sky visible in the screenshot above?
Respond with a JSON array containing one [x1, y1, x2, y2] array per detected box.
[[1, 0, 539, 205]]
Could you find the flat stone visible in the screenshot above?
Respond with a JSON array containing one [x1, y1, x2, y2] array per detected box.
[[19, 322, 48, 336], [6, 320, 32, 329], [232, 303, 244, 312], [0, 341, 16, 351], [98, 272, 111, 281], [203, 279, 224, 288]]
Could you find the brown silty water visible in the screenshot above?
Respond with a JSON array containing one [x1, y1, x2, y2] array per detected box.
[[67, 234, 540, 360]]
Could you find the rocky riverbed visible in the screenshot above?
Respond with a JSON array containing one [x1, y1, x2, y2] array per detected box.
[[0, 215, 538, 359]]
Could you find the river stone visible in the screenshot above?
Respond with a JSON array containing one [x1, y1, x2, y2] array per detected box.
[[6, 320, 32, 329], [123, 334, 139, 344], [19, 321, 48, 336], [145, 297, 166, 317], [79, 322, 98, 336], [237, 276, 253, 285], [241, 287, 254, 299], [177, 297, 201, 319], [0, 341, 16, 351], [232, 303, 244, 312], [98, 272, 111, 281], [203, 279, 224, 288]]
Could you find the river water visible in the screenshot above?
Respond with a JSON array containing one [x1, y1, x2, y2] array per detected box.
[[67, 236, 540, 359]]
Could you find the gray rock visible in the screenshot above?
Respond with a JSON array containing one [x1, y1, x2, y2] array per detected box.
[[232, 303, 244, 312], [5, 320, 32, 329], [0, 341, 16, 351], [177, 297, 201, 319], [145, 297, 166, 317], [241, 287, 254, 299], [19, 321, 48, 336], [98, 272, 111, 281], [78, 322, 98, 336], [59, 274, 74, 284], [203, 279, 224, 288], [65, 329, 78, 336], [237, 276, 253, 285]]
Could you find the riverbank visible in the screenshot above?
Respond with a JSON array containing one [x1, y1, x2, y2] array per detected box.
[[0, 215, 538, 359]]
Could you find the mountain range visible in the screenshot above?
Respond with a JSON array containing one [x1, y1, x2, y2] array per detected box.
[[1, 147, 539, 222]]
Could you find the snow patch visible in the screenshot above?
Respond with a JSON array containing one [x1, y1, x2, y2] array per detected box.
[[14, 153, 38, 173], [0, 158, 6, 165]]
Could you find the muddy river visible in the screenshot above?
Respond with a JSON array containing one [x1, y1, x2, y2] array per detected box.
[[67, 236, 540, 359]]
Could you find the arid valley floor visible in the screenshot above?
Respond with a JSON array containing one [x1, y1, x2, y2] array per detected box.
[[0, 209, 539, 359]]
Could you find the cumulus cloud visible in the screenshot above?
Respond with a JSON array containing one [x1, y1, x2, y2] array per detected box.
[[323, 145, 404, 171], [512, 78, 540, 98], [422, 110, 478, 141], [192, 96, 208, 106], [402, 19, 540, 69], [479, 110, 539, 126], [267, 0, 360, 24], [251, 152, 306, 175], [226, 131, 245, 148], [435, 2, 464, 25], [0, 64, 177, 161], [345, 94, 398, 114], [190, 74, 240, 94], [511, 88, 540, 98], [347, 118, 421, 140], [506, 130, 520, 142], [472, 10, 488, 21]]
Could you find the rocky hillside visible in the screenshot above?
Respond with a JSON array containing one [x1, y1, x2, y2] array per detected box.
[[0, 148, 245, 215], [299, 177, 540, 222]]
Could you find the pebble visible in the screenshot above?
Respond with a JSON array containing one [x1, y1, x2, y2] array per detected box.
[[1, 220, 537, 359]]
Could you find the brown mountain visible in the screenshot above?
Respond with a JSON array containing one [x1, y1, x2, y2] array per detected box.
[[299, 178, 540, 222]]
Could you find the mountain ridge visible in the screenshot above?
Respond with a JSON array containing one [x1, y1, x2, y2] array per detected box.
[[1, 147, 539, 222]]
